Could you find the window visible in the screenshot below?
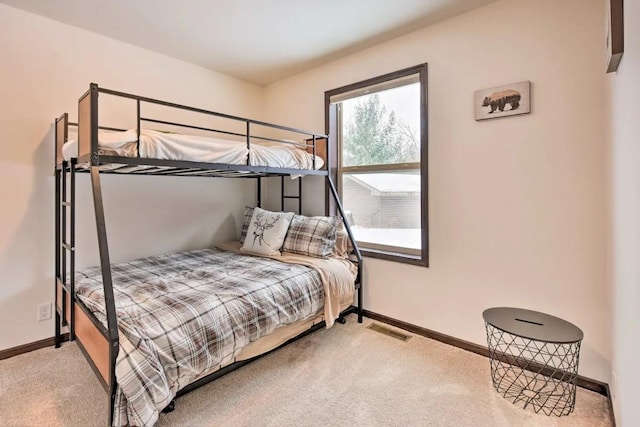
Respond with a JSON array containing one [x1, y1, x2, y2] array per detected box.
[[325, 64, 428, 266]]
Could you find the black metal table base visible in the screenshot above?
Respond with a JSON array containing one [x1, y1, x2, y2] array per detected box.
[[485, 322, 581, 416]]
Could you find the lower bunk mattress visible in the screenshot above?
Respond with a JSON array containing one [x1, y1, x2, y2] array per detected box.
[[74, 246, 356, 426]]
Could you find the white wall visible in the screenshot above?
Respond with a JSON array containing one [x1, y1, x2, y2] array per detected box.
[[264, 0, 610, 381], [0, 0, 619, 392], [605, 0, 640, 423], [0, 4, 263, 350]]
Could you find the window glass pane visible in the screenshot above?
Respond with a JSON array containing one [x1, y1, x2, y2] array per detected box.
[[342, 170, 421, 252], [341, 81, 420, 167]]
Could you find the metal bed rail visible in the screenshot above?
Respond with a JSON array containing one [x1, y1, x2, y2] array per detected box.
[[65, 83, 328, 171]]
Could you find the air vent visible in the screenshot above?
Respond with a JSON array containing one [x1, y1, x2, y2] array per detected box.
[[366, 323, 412, 342]]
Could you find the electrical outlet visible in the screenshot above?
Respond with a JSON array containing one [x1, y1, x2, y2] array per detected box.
[[37, 302, 52, 322]]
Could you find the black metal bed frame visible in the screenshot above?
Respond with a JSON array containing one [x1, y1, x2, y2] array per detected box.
[[53, 83, 363, 426]]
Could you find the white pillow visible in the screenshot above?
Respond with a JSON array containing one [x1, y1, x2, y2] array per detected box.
[[240, 207, 294, 257]]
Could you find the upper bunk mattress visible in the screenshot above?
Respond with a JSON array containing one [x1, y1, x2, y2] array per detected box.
[[62, 128, 324, 170]]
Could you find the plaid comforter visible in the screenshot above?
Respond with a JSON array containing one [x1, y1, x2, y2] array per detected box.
[[75, 248, 326, 426]]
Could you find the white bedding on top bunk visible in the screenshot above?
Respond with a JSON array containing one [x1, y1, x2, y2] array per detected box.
[[62, 128, 324, 170]]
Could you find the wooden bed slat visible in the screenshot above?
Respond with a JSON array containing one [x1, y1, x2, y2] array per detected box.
[[64, 292, 71, 322], [75, 303, 110, 385], [65, 290, 70, 323], [55, 115, 67, 167], [78, 92, 92, 160], [56, 280, 71, 323]]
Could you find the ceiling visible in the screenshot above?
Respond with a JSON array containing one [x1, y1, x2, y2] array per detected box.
[[1, 0, 497, 85]]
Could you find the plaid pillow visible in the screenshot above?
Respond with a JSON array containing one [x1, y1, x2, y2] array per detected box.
[[239, 206, 254, 243], [282, 215, 337, 258]]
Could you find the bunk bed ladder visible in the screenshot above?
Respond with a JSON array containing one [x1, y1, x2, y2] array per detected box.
[[54, 163, 63, 347], [281, 176, 303, 214], [54, 159, 77, 347]]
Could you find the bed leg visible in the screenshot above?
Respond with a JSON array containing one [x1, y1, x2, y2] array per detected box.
[[336, 316, 346, 324], [54, 311, 61, 348], [108, 397, 115, 427], [357, 286, 363, 323], [162, 400, 176, 413]]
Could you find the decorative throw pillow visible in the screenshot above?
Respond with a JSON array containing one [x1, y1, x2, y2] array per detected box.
[[282, 214, 337, 258], [241, 207, 294, 257], [239, 206, 255, 243]]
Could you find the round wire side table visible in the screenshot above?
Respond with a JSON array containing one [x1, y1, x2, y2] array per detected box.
[[482, 307, 583, 416]]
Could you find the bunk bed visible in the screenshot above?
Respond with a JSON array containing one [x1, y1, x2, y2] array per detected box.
[[53, 84, 363, 426]]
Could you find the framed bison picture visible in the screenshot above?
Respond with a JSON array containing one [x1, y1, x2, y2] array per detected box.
[[474, 81, 531, 121]]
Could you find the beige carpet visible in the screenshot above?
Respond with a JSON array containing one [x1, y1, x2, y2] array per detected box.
[[0, 317, 612, 426]]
